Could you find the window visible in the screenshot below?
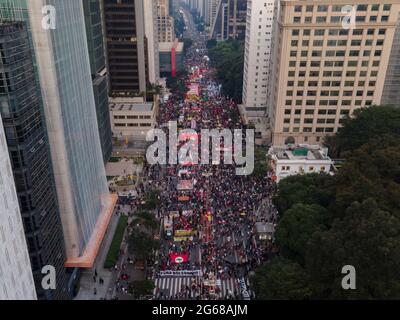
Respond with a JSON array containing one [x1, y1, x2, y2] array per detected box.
[[371, 4, 379, 11], [294, 5, 302, 12], [293, 17, 301, 23], [292, 29, 300, 36], [370, 16, 377, 22], [357, 4, 368, 11], [383, 4, 392, 11], [316, 17, 327, 23], [317, 5, 328, 12]]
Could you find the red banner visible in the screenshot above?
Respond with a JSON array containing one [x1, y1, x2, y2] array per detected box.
[[170, 253, 189, 264]]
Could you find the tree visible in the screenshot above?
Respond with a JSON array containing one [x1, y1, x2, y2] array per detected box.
[[324, 106, 400, 158], [128, 280, 155, 299], [273, 174, 336, 215], [208, 40, 244, 104], [251, 257, 312, 300], [254, 108, 400, 299], [128, 231, 159, 260], [275, 203, 329, 265], [141, 190, 161, 210], [252, 148, 270, 179], [131, 211, 159, 234], [306, 199, 400, 299], [334, 135, 400, 218]]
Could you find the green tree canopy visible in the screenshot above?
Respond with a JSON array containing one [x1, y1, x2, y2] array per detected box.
[[251, 257, 312, 300], [254, 107, 400, 299], [273, 173, 336, 215], [128, 280, 155, 299], [324, 105, 400, 157], [306, 199, 400, 299], [275, 203, 330, 265], [128, 231, 159, 260], [208, 40, 244, 103]]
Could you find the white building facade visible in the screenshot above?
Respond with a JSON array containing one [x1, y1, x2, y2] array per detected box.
[[144, 0, 161, 83], [268, 145, 334, 182], [242, 0, 276, 122], [0, 115, 37, 300], [110, 98, 158, 141]]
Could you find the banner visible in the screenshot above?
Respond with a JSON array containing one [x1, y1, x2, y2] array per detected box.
[[174, 236, 193, 242], [175, 229, 196, 237], [170, 253, 189, 264], [159, 270, 202, 277]]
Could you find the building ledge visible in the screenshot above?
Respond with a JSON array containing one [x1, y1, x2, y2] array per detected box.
[[65, 193, 118, 269]]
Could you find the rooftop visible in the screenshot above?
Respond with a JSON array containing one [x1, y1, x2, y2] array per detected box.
[[159, 40, 184, 53], [110, 102, 154, 112], [269, 144, 331, 161]]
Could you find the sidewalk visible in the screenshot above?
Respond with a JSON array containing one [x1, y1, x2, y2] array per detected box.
[[74, 206, 130, 300]]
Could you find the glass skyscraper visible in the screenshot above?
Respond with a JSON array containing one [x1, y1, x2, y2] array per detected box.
[[0, 17, 70, 299], [83, 0, 112, 164], [1, 0, 117, 273], [27, 0, 117, 266]]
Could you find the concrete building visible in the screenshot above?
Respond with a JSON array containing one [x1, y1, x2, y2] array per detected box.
[[0, 18, 70, 299], [110, 99, 158, 141], [207, 0, 220, 28], [242, 0, 276, 122], [210, 0, 247, 40], [104, 0, 147, 95], [270, 0, 400, 146], [28, 0, 117, 269], [268, 144, 333, 182], [0, 112, 37, 300], [83, 0, 113, 164], [159, 40, 185, 76], [144, 0, 161, 84], [158, 0, 175, 42]]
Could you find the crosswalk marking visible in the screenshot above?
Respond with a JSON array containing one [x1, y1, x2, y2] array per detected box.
[[153, 277, 240, 299], [218, 278, 239, 299], [154, 277, 201, 298]]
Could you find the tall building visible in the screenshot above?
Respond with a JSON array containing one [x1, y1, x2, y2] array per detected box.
[[242, 0, 276, 122], [207, 0, 219, 28], [270, 0, 400, 146], [0, 18, 70, 299], [104, 0, 147, 95], [0, 111, 36, 300], [210, 0, 247, 40], [144, 0, 161, 84], [158, 0, 175, 42], [27, 0, 117, 267], [382, 15, 400, 105], [83, 0, 112, 164]]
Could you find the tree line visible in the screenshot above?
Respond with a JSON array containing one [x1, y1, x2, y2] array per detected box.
[[251, 106, 400, 299]]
